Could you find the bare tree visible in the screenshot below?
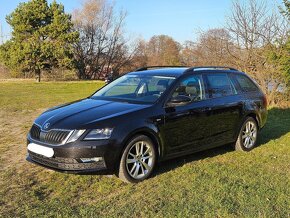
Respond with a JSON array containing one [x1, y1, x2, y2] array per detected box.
[[146, 35, 181, 66], [180, 40, 197, 65], [181, 29, 238, 67], [73, 0, 133, 79], [127, 35, 181, 68], [226, 0, 289, 104], [126, 38, 148, 70]]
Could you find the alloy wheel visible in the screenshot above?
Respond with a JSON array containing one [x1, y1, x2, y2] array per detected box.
[[242, 120, 257, 148], [126, 141, 154, 179]]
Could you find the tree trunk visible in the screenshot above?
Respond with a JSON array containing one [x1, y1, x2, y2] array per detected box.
[[35, 69, 41, 82]]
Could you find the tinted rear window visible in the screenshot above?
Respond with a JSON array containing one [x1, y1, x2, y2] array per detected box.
[[234, 74, 259, 92], [206, 73, 234, 98]]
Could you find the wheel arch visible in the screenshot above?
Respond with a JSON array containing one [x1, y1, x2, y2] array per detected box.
[[123, 128, 161, 157], [234, 113, 259, 151], [234, 112, 260, 141], [245, 112, 260, 129]]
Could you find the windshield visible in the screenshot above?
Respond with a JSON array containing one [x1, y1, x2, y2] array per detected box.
[[92, 75, 176, 103]]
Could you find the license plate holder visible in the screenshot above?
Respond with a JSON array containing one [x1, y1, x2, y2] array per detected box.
[[28, 143, 54, 158]]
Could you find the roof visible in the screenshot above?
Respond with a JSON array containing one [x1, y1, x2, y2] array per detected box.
[[129, 66, 243, 77], [129, 67, 189, 77]]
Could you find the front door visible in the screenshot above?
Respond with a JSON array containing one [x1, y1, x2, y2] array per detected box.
[[160, 74, 213, 156]]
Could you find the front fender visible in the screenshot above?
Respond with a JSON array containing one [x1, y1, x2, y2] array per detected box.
[[115, 120, 163, 162]]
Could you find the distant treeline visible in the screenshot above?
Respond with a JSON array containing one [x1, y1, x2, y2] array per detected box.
[[0, 0, 289, 106]]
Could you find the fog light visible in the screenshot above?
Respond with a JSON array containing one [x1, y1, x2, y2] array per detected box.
[[80, 157, 103, 163]]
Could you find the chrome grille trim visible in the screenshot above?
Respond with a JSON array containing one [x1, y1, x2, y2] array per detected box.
[[30, 124, 41, 140], [29, 123, 73, 146]]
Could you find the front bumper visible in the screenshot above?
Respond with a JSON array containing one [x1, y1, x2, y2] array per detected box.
[[27, 151, 107, 173], [26, 136, 122, 174]]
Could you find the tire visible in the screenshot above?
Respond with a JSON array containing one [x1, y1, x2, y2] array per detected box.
[[235, 117, 258, 151], [118, 135, 157, 183]]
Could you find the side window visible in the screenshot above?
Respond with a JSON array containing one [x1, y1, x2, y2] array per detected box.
[[234, 74, 259, 92], [205, 73, 234, 98], [171, 75, 205, 102]]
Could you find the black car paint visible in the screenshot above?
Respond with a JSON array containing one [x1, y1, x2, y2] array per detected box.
[[27, 68, 267, 173]]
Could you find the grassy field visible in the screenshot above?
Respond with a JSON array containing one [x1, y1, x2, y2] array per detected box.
[[0, 81, 289, 217]]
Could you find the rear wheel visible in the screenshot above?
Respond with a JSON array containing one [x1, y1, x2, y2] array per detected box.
[[235, 117, 258, 151], [118, 135, 157, 183]]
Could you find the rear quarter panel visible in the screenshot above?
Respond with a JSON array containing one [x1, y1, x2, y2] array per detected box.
[[241, 91, 268, 128]]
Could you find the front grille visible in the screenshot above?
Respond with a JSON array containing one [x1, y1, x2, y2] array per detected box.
[[29, 151, 106, 171], [30, 124, 71, 145], [30, 124, 41, 140], [44, 130, 70, 145]]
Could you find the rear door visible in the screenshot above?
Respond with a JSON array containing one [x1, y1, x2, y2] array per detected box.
[[231, 73, 267, 128], [203, 72, 243, 145]]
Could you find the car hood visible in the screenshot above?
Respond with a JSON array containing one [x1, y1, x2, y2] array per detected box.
[[35, 98, 151, 130]]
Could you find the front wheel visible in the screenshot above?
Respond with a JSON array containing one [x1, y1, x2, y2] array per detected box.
[[235, 117, 258, 151], [118, 135, 157, 183]]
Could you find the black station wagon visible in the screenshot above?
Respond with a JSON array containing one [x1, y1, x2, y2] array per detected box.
[[27, 66, 267, 183]]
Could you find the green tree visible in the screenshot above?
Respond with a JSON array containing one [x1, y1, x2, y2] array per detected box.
[[279, 0, 290, 83], [267, 0, 290, 103], [0, 0, 78, 82], [280, 0, 290, 19]]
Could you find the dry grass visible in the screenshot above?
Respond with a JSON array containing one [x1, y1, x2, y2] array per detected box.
[[0, 81, 289, 217]]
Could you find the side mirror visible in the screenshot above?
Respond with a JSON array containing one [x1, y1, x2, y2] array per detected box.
[[168, 95, 191, 106]]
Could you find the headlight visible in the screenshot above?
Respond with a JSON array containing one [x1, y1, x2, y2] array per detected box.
[[84, 128, 113, 140], [66, 129, 86, 143]]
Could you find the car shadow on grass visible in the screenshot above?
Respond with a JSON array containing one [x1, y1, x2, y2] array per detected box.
[[153, 107, 290, 177], [257, 107, 290, 145], [154, 144, 232, 177]]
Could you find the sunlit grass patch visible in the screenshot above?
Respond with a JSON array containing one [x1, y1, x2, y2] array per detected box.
[[0, 81, 289, 217]]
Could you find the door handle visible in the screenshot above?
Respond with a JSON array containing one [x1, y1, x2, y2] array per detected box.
[[200, 107, 212, 112]]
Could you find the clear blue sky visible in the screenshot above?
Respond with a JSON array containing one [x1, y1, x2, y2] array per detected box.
[[0, 0, 283, 44]]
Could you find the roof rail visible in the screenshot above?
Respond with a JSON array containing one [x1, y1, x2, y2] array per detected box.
[[185, 66, 239, 73], [135, 66, 188, 71]]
